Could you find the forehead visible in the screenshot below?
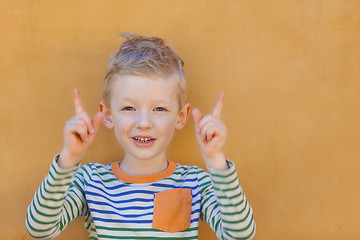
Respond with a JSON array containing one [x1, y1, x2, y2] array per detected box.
[[110, 74, 179, 104]]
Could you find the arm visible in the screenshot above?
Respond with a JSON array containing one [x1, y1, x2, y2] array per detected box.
[[26, 89, 102, 238], [193, 92, 256, 239], [199, 162, 255, 240], [25, 155, 91, 239]]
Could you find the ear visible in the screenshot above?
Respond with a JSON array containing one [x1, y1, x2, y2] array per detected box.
[[99, 101, 114, 129], [175, 103, 191, 130]]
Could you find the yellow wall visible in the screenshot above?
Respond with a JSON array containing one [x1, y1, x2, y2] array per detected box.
[[1, 0, 359, 239]]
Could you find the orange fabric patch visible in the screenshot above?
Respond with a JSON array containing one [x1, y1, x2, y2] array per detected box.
[[111, 161, 177, 184], [152, 188, 192, 233]]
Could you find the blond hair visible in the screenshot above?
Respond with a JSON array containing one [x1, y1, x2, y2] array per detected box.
[[103, 33, 187, 108]]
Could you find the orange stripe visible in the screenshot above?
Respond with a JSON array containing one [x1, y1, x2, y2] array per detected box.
[[111, 161, 177, 184]]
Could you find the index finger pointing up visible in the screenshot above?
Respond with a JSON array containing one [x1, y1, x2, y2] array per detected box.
[[73, 88, 84, 115], [212, 92, 225, 118]]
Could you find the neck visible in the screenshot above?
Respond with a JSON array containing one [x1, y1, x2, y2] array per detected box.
[[120, 153, 168, 176]]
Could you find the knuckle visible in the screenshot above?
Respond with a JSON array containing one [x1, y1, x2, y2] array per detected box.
[[80, 112, 89, 120], [76, 124, 87, 133]]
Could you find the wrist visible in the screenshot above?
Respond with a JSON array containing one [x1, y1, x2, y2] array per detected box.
[[58, 149, 82, 169], [204, 152, 229, 171]]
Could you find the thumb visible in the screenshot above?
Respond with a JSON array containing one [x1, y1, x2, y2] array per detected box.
[[192, 108, 202, 126], [91, 112, 104, 132]]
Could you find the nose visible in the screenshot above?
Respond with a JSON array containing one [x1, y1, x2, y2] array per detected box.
[[136, 111, 152, 129]]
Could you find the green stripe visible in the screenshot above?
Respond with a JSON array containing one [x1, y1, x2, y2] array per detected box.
[[82, 165, 93, 179], [213, 218, 221, 233], [48, 169, 74, 182], [43, 183, 66, 195], [51, 163, 78, 176], [101, 178, 120, 183], [204, 199, 219, 223], [39, 183, 66, 202], [67, 195, 77, 220], [98, 171, 114, 176], [217, 191, 242, 200], [29, 203, 58, 223], [84, 213, 92, 230], [172, 171, 197, 176], [174, 166, 198, 172], [223, 214, 254, 233], [76, 169, 90, 186], [224, 220, 255, 240], [72, 188, 86, 214], [211, 174, 237, 185], [214, 183, 241, 192], [213, 183, 240, 193], [201, 191, 214, 209], [219, 196, 245, 208], [73, 180, 83, 190], [31, 197, 59, 217], [210, 168, 236, 179], [199, 180, 212, 190], [39, 185, 66, 202], [198, 174, 210, 183], [169, 171, 197, 178], [34, 189, 60, 211], [46, 178, 67, 188], [28, 204, 57, 225], [25, 214, 58, 237], [221, 199, 247, 216], [222, 203, 251, 224], [63, 201, 71, 225]]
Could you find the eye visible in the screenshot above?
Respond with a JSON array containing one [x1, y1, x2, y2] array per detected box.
[[154, 107, 167, 112], [121, 106, 135, 111]]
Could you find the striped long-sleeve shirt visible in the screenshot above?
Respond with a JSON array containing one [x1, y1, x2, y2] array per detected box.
[[26, 155, 256, 239]]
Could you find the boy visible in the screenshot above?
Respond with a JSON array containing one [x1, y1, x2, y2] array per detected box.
[[26, 33, 256, 239]]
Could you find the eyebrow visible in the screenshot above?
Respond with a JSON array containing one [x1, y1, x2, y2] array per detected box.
[[118, 97, 134, 102], [117, 97, 174, 105]]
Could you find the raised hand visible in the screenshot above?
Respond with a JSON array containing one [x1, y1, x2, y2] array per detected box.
[[58, 89, 103, 168], [192, 92, 228, 170]]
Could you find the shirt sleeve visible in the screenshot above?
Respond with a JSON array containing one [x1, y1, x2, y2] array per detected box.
[[198, 160, 256, 240], [25, 154, 91, 239]]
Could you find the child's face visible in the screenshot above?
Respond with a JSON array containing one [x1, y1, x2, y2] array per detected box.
[[102, 75, 190, 162]]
